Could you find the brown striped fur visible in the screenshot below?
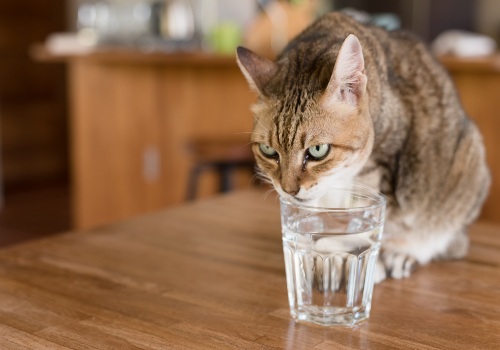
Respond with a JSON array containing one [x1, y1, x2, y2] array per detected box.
[[237, 12, 490, 281]]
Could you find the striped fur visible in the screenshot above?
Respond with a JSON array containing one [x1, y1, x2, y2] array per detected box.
[[237, 12, 490, 281]]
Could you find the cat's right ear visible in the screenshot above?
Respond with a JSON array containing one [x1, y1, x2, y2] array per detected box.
[[236, 47, 277, 96], [323, 34, 367, 107]]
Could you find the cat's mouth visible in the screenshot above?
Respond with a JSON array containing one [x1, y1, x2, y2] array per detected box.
[[290, 195, 315, 204], [278, 192, 311, 204], [276, 187, 314, 204]]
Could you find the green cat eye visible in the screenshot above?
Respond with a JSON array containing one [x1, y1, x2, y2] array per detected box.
[[259, 143, 278, 158], [307, 144, 330, 160]]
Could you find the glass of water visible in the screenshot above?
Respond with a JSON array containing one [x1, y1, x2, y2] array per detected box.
[[281, 182, 386, 327]]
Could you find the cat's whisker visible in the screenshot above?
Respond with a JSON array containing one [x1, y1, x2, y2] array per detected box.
[[232, 142, 256, 152], [232, 131, 266, 136], [254, 168, 273, 186], [254, 116, 270, 134], [242, 132, 268, 140], [249, 171, 272, 187], [256, 177, 273, 186], [261, 188, 277, 202], [249, 171, 266, 186]]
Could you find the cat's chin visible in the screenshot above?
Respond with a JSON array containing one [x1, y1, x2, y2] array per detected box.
[[293, 196, 314, 204]]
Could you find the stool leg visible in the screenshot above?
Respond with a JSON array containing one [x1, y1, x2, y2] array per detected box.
[[219, 164, 233, 193], [187, 164, 203, 201]]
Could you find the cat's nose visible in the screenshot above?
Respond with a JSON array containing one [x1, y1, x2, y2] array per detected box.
[[282, 186, 300, 196]]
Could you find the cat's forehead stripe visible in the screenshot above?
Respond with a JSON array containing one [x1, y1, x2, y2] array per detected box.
[[273, 88, 312, 151], [276, 104, 300, 151]]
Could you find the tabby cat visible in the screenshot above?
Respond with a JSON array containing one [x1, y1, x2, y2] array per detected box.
[[236, 12, 490, 282]]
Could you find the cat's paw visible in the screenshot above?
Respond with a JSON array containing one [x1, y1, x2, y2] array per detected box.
[[380, 250, 418, 280]]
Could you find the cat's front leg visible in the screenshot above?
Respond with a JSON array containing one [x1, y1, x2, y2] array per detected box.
[[377, 233, 420, 281], [374, 230, 421, 283], [374, 232, 419, 283], [380, 250, 418, 279], [375, 227, 463, 282], [373, 250, 418, 283]]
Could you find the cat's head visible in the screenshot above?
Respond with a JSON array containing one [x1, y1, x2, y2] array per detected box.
[[237, 35, 374, 203]]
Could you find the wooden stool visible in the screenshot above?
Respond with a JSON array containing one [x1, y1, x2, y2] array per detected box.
[[186, 137, 255, 200]]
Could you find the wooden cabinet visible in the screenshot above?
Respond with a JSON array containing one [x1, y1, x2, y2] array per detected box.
[[37, 49, 255, 229], [0, 2, 67, 188], [441, 55, 500, 222]]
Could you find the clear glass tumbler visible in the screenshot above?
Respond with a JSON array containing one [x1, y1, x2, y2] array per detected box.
[[281, 182, 386, 327]]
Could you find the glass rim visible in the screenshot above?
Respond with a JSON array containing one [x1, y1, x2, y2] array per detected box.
[[279, 181, 386, 213]]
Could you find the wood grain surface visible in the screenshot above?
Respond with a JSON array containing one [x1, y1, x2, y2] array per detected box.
[[67, 54, 255, 229], [0, 189, 498, 349], [1, 3, 67, 187]]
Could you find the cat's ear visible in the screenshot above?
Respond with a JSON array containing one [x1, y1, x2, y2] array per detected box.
[[324, 34, 367, 106], [236, 47, 277, 96]]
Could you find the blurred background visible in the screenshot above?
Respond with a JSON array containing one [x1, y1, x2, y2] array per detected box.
[[1, 0, 500, 246]]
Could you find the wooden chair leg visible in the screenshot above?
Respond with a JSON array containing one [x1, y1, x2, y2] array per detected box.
[[187, 164, 204, 201], [218, 164, 233, 193]]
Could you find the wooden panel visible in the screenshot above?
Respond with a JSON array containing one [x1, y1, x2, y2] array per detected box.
[[448, 72, 500, 222], [0, 184, 70, 247], [0, 58, 63, 98], [0, 1, 67, 187], [161, 65, 255, 203], [1, 99, 67, 184], [0, 2, 65, 16], [70, 62, 167, 228], [69, 60, 255, 229], [186, 66, 256, 137]]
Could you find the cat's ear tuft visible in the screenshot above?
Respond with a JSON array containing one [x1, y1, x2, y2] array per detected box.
[[236, 47, 277, 96], [325, 34, 367, 106]]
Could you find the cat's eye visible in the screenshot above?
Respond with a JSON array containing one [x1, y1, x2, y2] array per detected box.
[[307, 144, 330, 160], [259, 143, 278, 158]]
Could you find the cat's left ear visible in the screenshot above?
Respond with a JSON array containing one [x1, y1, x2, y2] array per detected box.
[[236, 47, 277, 96], [324, 34, 367, 107]]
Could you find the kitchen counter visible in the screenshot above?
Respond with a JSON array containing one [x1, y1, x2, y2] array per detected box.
[[33, 45, 500, 227], [33, 44, 256, 229]]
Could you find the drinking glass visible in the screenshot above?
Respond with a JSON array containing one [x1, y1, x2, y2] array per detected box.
[[281, 182, 386, 326]]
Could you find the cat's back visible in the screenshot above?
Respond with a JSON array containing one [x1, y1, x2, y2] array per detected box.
[[279, 12, 454, 96], [272, 12, 389, 96], [383, 29, 456, 96]]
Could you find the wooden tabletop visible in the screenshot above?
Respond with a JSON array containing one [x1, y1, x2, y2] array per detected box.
[[0, 189, 499, 349]]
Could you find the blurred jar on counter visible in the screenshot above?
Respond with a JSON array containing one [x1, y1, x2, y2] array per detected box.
[[194, 0, 256, 54], [77, 0, 199, 49]]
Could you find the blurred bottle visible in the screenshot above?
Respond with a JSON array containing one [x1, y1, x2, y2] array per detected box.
[[77, 0, 198, 49], [193, 0, 255, 54]]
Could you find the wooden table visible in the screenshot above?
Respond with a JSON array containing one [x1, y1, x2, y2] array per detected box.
[[0, 190, 499, 349]]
